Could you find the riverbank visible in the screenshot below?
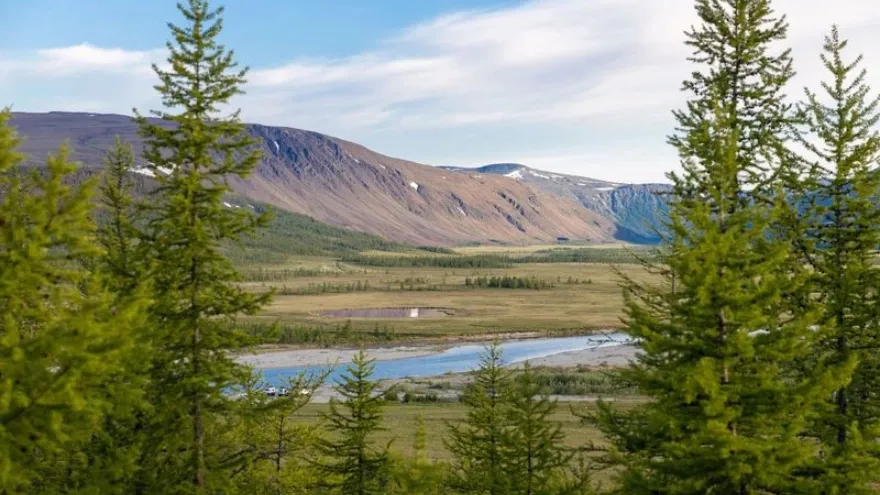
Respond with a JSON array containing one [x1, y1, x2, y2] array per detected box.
[[235, 344, 448, 369], [239, 339, 638, 403], [235, 329, 631, 370]]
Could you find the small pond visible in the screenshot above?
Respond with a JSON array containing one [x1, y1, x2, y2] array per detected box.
[[320, 307, 454, 318]]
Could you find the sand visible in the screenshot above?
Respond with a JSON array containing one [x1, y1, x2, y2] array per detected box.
[[234, 345, 445, 369], [515, 343, 638, 368]]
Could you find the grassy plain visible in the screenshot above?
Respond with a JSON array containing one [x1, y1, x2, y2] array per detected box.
[[238, 255, 657, 341], [293, 400, 625, 460]]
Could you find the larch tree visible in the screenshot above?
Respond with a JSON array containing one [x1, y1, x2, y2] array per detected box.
[[796, 25, 880, 493], [97, 136, 145, 296], [0, 110, 144, 492], [315, 350, 391, 495], [590, 1, 846, 493], [131, 0, 271, 491], [507, 361, 573, 495], [444, 342, 513, 495]]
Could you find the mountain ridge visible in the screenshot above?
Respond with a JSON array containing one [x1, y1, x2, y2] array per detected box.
[[9, 111, 668, 246]]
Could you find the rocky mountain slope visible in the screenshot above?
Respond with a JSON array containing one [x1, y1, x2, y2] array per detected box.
[[442, 164, 670, 243], [9, 111, 668, 246]]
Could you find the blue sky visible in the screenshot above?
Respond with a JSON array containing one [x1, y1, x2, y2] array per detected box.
[[2, 0, 879, 183]]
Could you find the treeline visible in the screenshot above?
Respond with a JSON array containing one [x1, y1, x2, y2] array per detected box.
[[340, 248, 654, 270], [222, 205, 407, 265], [242, 266, 348, 281], [278, 280, 374, 295], [341, 253, 513, 268], [239, 320, 398, 347], [510, 247, 653, 264], [465, 275, 553, 290]]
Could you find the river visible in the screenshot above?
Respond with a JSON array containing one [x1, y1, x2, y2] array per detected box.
[[256, 332, 632, 387]]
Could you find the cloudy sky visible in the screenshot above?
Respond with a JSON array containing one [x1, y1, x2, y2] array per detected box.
[[2, 0, 879, 183]]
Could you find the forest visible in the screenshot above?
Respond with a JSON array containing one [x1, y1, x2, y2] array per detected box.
[[2, 0, 880, 493]]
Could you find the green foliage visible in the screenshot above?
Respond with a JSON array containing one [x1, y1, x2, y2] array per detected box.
[[131, 0, 273, 490], [511, 248, 651, 264], [236, 321, 398, 347], [0, 110, 145, 491], [507, 362, 575, 495], [315, 350, 392, 494], [220, 371, 327, 495], [465, 275, 553, 290], [445, 342, 514, 494], [225, 205, 406, 264], [96, 136, 144, 295], [590, 1, 846, 493], [795, 26, 880, 492], [342, 253, 512, 269], [519, 366, 637, 397]]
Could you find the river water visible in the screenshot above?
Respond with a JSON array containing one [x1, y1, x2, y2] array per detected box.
[[257, 332, 631, 387]]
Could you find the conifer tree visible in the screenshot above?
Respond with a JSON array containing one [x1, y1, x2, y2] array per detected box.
[[590, 1, 844, 493], [97, 136, 143, 295], [507, 361, 572, 495], [222, 372, 325, 495], [388, 412, 445, 495], [132, 0, 270, 490], [315, 350, 391, 495], [445, 342, 513, 495], [0, 110, 144, 492], [796, 26, 880, 492]]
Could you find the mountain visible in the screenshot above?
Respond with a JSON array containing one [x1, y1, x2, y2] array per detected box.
[[9, 111, 668, 246], [442, 164, 670, 243]]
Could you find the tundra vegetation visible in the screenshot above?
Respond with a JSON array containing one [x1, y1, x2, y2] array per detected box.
[[2, 0, 880, 493]]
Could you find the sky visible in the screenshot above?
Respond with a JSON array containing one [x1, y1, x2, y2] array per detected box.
[[2, 0, 880, 183]]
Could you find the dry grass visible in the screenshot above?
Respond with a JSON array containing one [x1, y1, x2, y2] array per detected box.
[[240, 261, 657, 338], [294, 400, 614, 460]]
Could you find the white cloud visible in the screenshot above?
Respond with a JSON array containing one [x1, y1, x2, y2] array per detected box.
[[2, 0, 880, 182]]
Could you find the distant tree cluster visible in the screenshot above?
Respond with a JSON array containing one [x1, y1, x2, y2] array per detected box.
[[465, 275, 553, 290], [342, 253, 513, 268]]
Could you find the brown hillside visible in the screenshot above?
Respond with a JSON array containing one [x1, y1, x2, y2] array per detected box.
[[10, 111, 617, 245]]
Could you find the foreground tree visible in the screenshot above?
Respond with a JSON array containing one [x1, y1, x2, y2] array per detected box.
[[388, 412, 446, 495], [132, 0, 271, 490], [591, 1, 845, 493], [315, 350, 392, 495], [0, 110, 144, 492], [796, 26, 880, 493], [507, 362, 573, 495], [221, 372, 326, 495], [445, 342, 513, 495]]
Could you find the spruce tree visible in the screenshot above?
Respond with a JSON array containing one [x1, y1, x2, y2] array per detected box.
[[444, 342, 513, 495], [0, 110, 144, 492], [507, 361, 572, 495], [591, 1, 844, 493], [315, 350, 391, 495], [796, 25, 880, 492], [132, 0, 270, 490]]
